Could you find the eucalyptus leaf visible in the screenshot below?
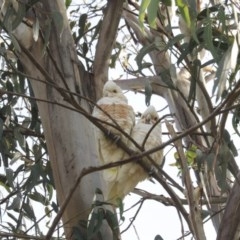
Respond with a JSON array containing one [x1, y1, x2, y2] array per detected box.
[[11, 1, 26, 30], [147, 0, 160, 28], [136, 42, 157, 70], [176, 0, 191, 28], [87, 208, 105, 239], [0, 118, 3, 140], [14, 127, 25, 149], [139, 0, 151, 29], [28, 191, 49, 206], [65, 0, 72, 8], [5, 168, 15, 189], [145, 80, 152, 106], [189, 59, 200, 102], [23, 201, 36, 221], [7, 195, 21, 210], [78, 14, 88, 39], [154, 235, 164, 240], [105, 210, 119, 240], [214, 36, 238, 101]]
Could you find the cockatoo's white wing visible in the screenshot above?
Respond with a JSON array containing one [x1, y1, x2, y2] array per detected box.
[[92, 81, 135, 183], [107, 106, 163, 203]]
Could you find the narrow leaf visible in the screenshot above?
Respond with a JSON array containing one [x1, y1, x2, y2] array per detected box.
[[176, 0, 191, 28], [147, 0, 160, 28], [145, 80, 152, 106], [139, 0, 151, 28]]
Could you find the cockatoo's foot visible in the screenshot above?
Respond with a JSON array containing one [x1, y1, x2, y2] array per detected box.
[[148, 166, 156, 176], [106, 129, 121, 143], [113, 134, 121, 143]]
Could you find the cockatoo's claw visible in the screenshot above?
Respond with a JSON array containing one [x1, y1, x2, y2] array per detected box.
[[148, 166, 156, 176], [113, 134, 121, 143]]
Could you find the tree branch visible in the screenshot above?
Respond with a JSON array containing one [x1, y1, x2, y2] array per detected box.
[[217, 172, 240, 240], [93, 0, 124, 100]]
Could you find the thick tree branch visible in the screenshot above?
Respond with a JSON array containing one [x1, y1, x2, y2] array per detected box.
[[217, 172, 240, 240], [93, 0, 124, 100]]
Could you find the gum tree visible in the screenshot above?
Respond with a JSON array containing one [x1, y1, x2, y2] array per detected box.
[[0, 0, 240, 239]]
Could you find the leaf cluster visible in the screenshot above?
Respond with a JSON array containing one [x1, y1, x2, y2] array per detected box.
[[0, 40, 58, 238]]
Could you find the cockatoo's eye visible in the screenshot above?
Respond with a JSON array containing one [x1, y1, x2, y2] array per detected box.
[[154, 117, 158, 122], [113, 89, 117, 93]]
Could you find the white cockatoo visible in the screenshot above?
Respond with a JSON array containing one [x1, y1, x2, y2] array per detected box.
[[92, 81, 135, 185], [107, 105, 163, 204]]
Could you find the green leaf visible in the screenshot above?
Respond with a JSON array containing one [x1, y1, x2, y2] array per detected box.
[[155, 235, 164, 240], [213, 36, 238, 101], [51, 201, 59, 213], [0, 118, 3, 140], [33, 144, 42, 161], [5, 168, 15, 189], [223, 129, 238, 157], [166, 34, 185, 49], [145, 80, 152, 106], [7, 195, 21, 210], [139, 0, 151, 28], [117, 198, 125, 221], [203, 17, 219, 62], [147, 0, 160, 28], [14, 127, 25, 149], [78, 14, 88, 39], [65, 0, 72, 8], [12, 1, 26, 30], [6, 80, 13, 102], [23, 201, 36, 221], [105, 210, 119, 240], [189, 59, 201, 102], [28, 191, 49, 206], [136, 42, 156, 70], [110, 42, 121, 68], [232, 107, 240, 137], [177, 41, 196, 65], [87, 208, 105, 239], [30, 103, 39, 130], [82, 42, 88, 56], [24, 163, 41, 192], [7, 212, 18, 224], [91, 20, 102, 44], [176, 0, 191, 28]]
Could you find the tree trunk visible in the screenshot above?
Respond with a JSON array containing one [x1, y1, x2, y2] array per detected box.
[[217, 172, 240, 240], [7, 1, 111, 238]]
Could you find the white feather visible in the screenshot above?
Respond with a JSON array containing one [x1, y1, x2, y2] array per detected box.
[[92, 81, 135, 187], [107, 106, 163, 203]]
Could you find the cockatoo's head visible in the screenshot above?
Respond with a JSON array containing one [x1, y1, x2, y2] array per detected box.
[[103, 81, 127, 101], [140, 106, 159, 124]]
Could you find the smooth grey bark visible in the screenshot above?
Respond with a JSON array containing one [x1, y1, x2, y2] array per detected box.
[[2, 1, 113, 239]]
